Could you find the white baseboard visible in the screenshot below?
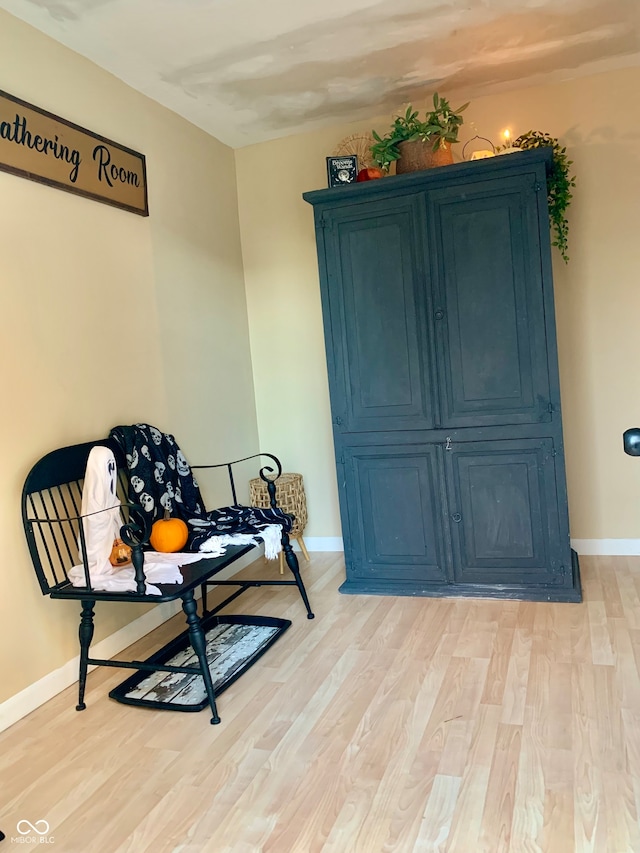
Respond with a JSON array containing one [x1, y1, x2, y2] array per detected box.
[[304, 536, 640, 557], [0, 599, 180, 734], [303, 537, 640, 557], [300, 537, 640, 557], [571, 539, 640, 556], [0, 550, 260, 734], [301, 537, 344, 552]]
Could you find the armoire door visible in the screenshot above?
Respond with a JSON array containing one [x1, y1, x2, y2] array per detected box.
[[320, 194, 437, 433], [445, 438, 570, 589], [340, 442, 449, 590], [428, 175, 552, 429]]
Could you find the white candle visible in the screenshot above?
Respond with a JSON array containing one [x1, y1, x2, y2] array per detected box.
[[498, 128, 521, 155]]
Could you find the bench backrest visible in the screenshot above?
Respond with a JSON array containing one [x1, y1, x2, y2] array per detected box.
[[23, 435, 285, 595], [21, 438, 130, 595]]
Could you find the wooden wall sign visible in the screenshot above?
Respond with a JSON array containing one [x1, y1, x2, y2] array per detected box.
[[0, 89, 148, 216]]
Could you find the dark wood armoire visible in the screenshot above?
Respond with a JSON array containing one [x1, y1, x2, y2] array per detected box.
[[303, 148, 581, 602]]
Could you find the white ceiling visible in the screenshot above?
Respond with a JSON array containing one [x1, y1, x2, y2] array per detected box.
[[1, 0, 639, 147]]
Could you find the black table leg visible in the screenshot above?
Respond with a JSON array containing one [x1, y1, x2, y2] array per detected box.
[[76, 598, 95, 710], [181, 590, 220, 724]]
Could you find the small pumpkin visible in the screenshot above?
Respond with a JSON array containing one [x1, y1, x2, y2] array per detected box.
[[150, 509, 189, 553], [109, 538, 132, 567]]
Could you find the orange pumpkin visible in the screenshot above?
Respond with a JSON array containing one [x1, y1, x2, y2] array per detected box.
[[150, 510, 188, 553]]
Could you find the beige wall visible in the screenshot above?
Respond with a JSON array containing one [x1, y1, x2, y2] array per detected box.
[[0, 11, 258, 704], [237, 65, 640, 543]]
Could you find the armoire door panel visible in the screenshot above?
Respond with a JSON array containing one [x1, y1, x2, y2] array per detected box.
[[324, 197, 436, 432], [446, 438, 568, 586], [429, 178, 551, 428], [343, 444, 448, 583]]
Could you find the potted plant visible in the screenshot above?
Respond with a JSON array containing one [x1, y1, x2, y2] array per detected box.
[[371, 93, 469, 174], [511, 131, 576, 263]]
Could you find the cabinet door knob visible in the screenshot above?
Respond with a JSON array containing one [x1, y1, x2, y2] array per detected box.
[[451, 512, 462, 523], [434, 309, 445, 320]]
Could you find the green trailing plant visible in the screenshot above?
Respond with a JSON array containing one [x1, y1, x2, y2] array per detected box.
[[370, 93, 469, 171], [512, 130, 576, 263]]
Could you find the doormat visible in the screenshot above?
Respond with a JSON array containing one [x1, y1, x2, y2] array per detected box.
[[109, 614, 291, 712]]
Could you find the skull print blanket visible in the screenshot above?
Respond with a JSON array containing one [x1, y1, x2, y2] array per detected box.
[[109, 424, 293, 558]]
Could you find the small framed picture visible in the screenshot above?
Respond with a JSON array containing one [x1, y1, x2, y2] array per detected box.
[[326, 155, 358, 188]]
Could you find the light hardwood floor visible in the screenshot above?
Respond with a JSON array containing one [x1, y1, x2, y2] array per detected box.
[[2, 554, 640, 852]]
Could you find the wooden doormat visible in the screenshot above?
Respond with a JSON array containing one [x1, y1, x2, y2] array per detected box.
[[109, 614, 291, 712]]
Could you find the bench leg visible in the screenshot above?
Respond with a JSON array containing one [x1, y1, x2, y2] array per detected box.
[[282, 532, 315, 619], [181, 590, 220, 725], [76, 599, 95, 711]]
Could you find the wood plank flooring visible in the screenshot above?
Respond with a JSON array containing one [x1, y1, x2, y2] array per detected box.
[[1, 554, 640, 852]]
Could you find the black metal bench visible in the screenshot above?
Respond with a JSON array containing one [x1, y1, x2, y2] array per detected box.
[[21, 437, 314, 724]]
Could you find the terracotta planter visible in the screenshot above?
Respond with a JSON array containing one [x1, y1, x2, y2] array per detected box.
[[395, 139, 454, 174]]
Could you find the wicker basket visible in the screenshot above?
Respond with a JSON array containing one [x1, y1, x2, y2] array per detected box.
[[249, 472, 309, 571]]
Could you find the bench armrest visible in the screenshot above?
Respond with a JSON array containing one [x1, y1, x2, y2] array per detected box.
[[24, 501, 151, 594], [191, 452, 283, 507]]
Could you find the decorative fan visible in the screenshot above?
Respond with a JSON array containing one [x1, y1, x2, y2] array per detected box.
[[332, 133, 376, 170]]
